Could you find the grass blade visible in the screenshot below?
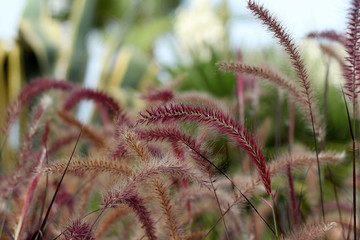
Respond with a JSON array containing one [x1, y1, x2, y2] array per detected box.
[[31, 127, 83, 239]]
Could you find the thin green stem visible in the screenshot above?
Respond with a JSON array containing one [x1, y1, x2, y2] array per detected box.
[[310, 112, 325, 222], [0, 214, 6, 239], [272, 199, 278, 238], [0, 134, 8, 171], [210, 176, 230, 240], [353, 137, 357, 240], [342, 88, 356, 240], [31, 128, 83, 240], [327, 166, 346, 240], [353, 107, 357, 240], [181, 140, 276, 236]]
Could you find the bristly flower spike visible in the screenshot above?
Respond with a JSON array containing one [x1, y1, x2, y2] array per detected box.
[[343, 0, 360, 103], [63, 88, 121, 118], [342, 1, 360, 238], [63, 219, 95, 240], [247, 0, 325, 220], [217, 62, 324, 140], [140, 88, 174, 102], [138, 103, 272, 195], [138, 125, 215, 176], [4, 79, 74, 133], [307, 30, 347, 46], [246, 1, 320, 131]]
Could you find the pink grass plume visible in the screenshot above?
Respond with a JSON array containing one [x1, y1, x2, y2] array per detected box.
[[138, 103, 272, 195]]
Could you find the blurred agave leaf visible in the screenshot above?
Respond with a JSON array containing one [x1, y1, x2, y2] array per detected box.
[[100, 47, 132, 107], [7, 44, 23, 101], [0, 43, 7, 125], [66, 0, 97, 82], [20, 0, 61, 76], [124, 17, 171, 52], [95, 0, 134, 27], [22, 0, 44, 18], [94, 0, 180, 27], [104, 48, 132, 89], [94, 0, 179, 55], [121, 48, 154, 88], [21, 0, 97, 81], [0, 43, 8, 164], [100, 47, 157, 110], [0, 41, 24, 172], [137, 61, 159, 91], [19, 20, 58, 75], [19, 0, 173, 85]]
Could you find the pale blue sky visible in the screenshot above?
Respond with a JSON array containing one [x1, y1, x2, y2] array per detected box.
[[227, 0, 349, 48], [154, 0, 350, 66], [0, 0, 350, 64], [0, 0, 349, 40]]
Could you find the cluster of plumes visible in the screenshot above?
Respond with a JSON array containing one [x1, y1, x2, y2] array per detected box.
[[217, 62, 324, 140], [221, 1, 330, 225], [218, 1, 324, 142], [306, 2, 360, 240], [307, 1, 360, 104], [306, 2, 360, 104], [0, 2, 358, 239], [3, 79, 74, 133], [0, 77, 348, 240], [138, 102, 272, 195]]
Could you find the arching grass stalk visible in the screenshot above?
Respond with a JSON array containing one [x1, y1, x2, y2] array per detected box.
[[341, 88, 356, 240], [139, 103, 276, 236], [327, 166, 346, 240], [0, 135, 7, 157], [0, 134, 8, 172], [247, 0, 325, 221], [139, 125, 275, 237]]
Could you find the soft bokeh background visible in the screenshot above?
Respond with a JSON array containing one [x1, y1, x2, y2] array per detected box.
[[0, 0, 349, 82], [0, 0, 351, 168]]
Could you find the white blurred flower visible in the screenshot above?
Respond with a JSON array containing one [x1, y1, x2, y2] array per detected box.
[[174, 0, 226, 62]]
